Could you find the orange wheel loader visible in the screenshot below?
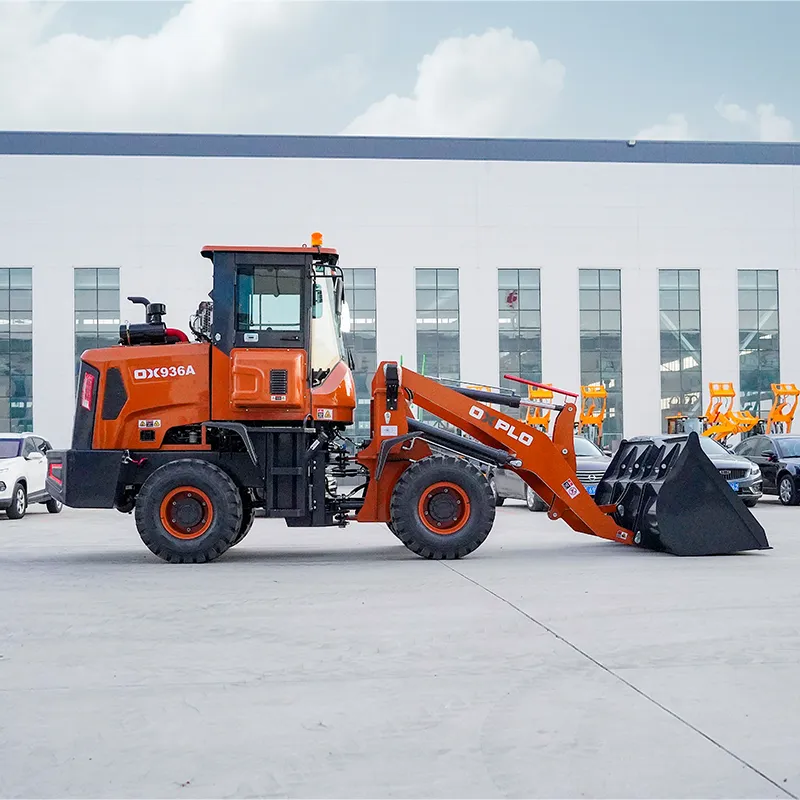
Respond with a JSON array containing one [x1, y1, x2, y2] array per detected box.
[[46, 237, 770, 563]]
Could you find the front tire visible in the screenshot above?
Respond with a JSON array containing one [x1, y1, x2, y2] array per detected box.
[[778, 475, 799, 506], [6, 482, 27, 519], [389, 455, 495, 559], [489, 477, 505, 506], [230, 491, 256, 547], [526, 484, 548, 512], [134, 459, 243, 563]]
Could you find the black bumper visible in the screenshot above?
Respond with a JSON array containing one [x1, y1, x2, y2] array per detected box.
[[46, 450, 125, 508]]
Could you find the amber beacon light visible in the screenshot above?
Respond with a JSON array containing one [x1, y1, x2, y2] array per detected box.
[[310, 231, 323, 247]]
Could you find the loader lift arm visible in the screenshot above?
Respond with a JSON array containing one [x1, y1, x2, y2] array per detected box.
[[355, 362, 770, 556]]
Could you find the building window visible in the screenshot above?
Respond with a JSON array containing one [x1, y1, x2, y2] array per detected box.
[[74, 268, 121, 379], [341, 268, 377, 441], [659, 270, 702, 430], [0, 268, 33, 432], [739, 270, 780, 414], [416, 268, 460, 383], [579, 269, 622, 445], [498, 269, 541, 396]]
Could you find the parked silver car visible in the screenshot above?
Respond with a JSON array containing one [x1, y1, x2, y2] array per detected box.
[[488, 435, 612, 511]]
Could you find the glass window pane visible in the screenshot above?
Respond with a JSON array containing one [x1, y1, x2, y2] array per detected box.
[[679, 289, 700, 310], [353, 289, 375, 310], [579, 290, 599, 310], [600, 289, 621, 311], [9, 269, 31, 289], [74, 269, 98, 289], [579, 269, 599, 289], [659, 270, 679, 289], [436, 270, 458, 288], [679, 310, 700, 330], [97, 290, 119, 311], [519, 310, 540, 329], [599, 270, 620, 289], [659, 290, 679, 311], [600, 310, 621, 331], [580, 310, 600, 331], [497, 269, 518, 290], [738, 270, 758, 289], [437, 289, 459, 310], [415, 269, 437, 289], [758, 289, 778, 309], [353, 269, 375, 288], [518, 290, 539, 310], [96, 268, 120, 289], [74, 289, 97, 311], [757, 270, 778, 289], [678, 270, 699, 288], [738, 290, 759, 311], [9, 291, 32, 312], [519, 269, 539, 289], [498, 309, 518, 330], [416, 289, 437, 312]]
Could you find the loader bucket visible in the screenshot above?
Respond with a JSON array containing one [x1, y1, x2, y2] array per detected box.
[[594, 432, 770, 556]]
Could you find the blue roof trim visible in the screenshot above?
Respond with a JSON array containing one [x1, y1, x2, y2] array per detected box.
[[1, 131, 798, 166]]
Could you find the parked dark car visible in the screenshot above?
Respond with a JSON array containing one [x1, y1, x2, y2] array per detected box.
[[628, 433, 762, 507], [489, 435, 612, 511], [733, 433, 800, 505]]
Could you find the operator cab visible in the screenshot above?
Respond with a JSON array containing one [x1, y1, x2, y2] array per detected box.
[[196, 233, 353, 387]]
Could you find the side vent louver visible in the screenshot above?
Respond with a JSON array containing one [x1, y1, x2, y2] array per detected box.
[[270, 369, 288, 395]]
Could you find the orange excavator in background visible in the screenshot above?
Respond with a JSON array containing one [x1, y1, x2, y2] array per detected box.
[[46, 236, 769, 563]]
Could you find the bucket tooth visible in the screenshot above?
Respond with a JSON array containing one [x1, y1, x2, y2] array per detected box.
[[594, 432, 770, 556]]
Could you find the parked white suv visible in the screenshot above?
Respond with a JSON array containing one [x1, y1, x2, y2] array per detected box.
[[0, 433, 62, 518]]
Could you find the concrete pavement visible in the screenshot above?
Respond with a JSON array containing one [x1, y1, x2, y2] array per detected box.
[[1, 499, 799, 798]]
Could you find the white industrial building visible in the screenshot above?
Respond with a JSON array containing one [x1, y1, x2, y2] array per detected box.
[[1, 131, 798, 448]]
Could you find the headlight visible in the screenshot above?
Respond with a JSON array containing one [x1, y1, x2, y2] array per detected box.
[[749, 463, 761, 476]]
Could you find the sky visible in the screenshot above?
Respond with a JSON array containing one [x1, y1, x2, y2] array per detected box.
[[0, 0, 797, 142]]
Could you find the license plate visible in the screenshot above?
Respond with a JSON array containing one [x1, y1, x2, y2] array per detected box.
[[728, 480, 739, 491], [585, 484, 598, 496]]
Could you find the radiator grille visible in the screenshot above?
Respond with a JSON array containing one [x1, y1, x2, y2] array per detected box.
[[718, 467, 748, 480], [577, 471, 606, 483], [270, 369, 288, 395]]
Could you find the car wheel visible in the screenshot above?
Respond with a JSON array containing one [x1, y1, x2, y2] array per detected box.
[[45, 497, 63, 514], [489, 477, 505, 506], [6, 482, 27, 519], [778, 475, 799, 506], [526, 484, 548, 512], [742, 497, 759, 508]]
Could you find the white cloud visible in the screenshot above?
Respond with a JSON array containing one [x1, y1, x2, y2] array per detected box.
[[634, 113, 690, 141], [714, 97, 795, 142], [343, 27, 565, 137], [0, 0, 363, 133]]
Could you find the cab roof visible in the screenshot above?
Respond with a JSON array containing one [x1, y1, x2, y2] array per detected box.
[[200, 245, 338, 259]]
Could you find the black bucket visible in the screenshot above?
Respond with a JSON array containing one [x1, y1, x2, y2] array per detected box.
[[594, 432, 770, 556]]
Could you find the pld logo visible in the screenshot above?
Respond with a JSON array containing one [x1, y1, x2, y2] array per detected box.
[[468, 404, 534, 447], [133, 365, 197, 380]]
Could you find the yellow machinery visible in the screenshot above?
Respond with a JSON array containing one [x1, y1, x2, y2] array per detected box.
[[703, 382, 759, 443], [765, 383, 800, 434], [525, 385, 554, 432], [578, 384, 607, 443]]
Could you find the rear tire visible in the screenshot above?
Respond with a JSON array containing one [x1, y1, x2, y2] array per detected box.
[[231, 492, 256, 547], [6, 482, 27, 519], [389, 455, 495, 559], [489, 477, 505, 506], [45, 497, 63, 514], [526, 484, 548, 512], [778, 474, 799, 506], [134, 459, 243, 563]]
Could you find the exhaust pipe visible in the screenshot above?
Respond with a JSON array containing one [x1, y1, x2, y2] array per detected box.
[[594, 432, 770, 556]]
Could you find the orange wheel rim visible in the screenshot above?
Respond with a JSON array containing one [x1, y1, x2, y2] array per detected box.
[[417, 481, 470, 535], [159, 486, 213, 540]]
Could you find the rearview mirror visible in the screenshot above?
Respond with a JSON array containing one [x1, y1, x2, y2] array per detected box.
[[25, 451, 44, 461], [763, 450, 777, 461]]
